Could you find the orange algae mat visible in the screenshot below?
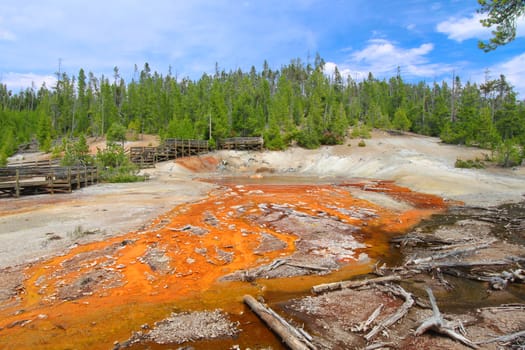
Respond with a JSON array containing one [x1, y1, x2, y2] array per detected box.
[[0, 180, 446, 349]]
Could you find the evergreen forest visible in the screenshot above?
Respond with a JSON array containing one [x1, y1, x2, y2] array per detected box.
[[1, 56, 524, 166]]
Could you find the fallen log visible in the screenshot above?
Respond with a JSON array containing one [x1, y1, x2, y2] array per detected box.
[[312, 275, 401, 294], [364, 342, 395, 350], [417, 257, 525, 270], [267, 259, 287, 271], [476, 329, 525, 345], [243, 295, 315, 350], [440, 266, 525, 290], [390, 234, 472, 247], [364, 284, 414, 341], [414, 287, 478, 349], [480, 304, 525, 312], [405, 240, 496, 266], [285, 262, 330, 272]]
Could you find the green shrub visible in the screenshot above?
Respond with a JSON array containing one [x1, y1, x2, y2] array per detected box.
[[0, 152, 7, 166], [208, 138, 217, 150], [358, 140, 366, 147], [351, 125, 371, 139], [296, 130, 320, 149], [320, 131, 344, 145], [95, 143, 146, 183], [455, 158, 485, 169], [495, 139, 523, 168], [61, 135, 93, 166], [106, 122, 127, 144]]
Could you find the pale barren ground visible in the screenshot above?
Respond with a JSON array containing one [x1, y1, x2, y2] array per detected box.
[[1, 131, 524, 270]]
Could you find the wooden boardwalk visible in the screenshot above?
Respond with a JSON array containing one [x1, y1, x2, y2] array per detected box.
[[0, 165, 98, 198], [128, 137, 263, 168], [129, 139, 209, 168], [218, 137, 264, 151]]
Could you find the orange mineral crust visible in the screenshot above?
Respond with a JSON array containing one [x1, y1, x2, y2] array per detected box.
[[0, 181, 445, 349]]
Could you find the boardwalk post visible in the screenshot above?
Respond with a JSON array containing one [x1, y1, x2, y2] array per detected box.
[[1, 165, 99, 198], [15, 169, 20, 198], [67, 167, 72, 193], [76, 167, 80, 189], [49, 169, 54, 194]]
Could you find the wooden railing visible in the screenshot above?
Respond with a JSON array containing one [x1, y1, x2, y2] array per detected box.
[[129, 139, 209, 168], [218, 137, 264, 150], [0, 165, 98, 198]]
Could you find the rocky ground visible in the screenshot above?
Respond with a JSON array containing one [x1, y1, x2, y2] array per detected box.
[[0, 131, 524, 349], [280, 201, 525, 349]]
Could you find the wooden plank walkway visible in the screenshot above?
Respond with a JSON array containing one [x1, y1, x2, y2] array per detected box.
[[128, 137, 263, 168], [7, 159, 61, 168], [0, 165, 98, 198], [129, 139, 209, 168], [218, 137, 264, 151]]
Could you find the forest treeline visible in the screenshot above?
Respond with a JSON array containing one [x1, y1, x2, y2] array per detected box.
[[1, 56, 524, 166]]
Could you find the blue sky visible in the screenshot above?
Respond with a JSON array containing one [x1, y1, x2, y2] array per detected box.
[[1, 0, 524, 97]]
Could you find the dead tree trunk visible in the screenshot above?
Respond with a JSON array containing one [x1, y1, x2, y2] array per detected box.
[[415, 287, 478, 349], [365, 284, 414, 341], [312, 275, 401, 294], [243, 295, 316, 350]]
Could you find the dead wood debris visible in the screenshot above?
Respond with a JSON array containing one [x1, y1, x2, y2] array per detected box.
[[312, 275, 401, 294], [270, 258, 331, 273], [476, 329, 525, 346], [351, 304, 383, 332], [363, 342, 395, 350], [364, 283, 414, 341], [414, 287, 478, 349], [243, 294, 316, 350], [311, 276, 415, 343], [389, 225, 525, 291], [404, 239, 496, 266]]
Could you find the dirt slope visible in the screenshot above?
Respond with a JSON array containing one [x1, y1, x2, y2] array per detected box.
[[215, 131, 525, 206]]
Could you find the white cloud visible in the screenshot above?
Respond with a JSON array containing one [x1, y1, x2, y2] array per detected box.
[[1, 73, 56, 91], [490, 53, 525, 98], [324, 62, 352, 80], [352, 39, 433, 64], [0, 0, 322, 85], [0, 29, 15, 41], [348, 39, 451, 78], [437, 12, 525, 42], [436, 13, 491, 42], [325, 38, 455, 83]]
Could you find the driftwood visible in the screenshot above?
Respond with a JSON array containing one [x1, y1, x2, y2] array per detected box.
[[312, 275, 401, 294], [414, 287, 478, 349], [390, 234, 471, 247], [364, 284, 414, 341], [243, 295, 316, 350], [441, 267, 525, 290], [285, 262, 330, 271], [405, 239, 496, 266], [267, 259, 288, 271], [476, 329, 525, 345], [364, 342, 395, 350], [352, 304, 383, 333], [267, 259, 330, 272], [480, 304, 525, 312], [417, 257, 525, 270]]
